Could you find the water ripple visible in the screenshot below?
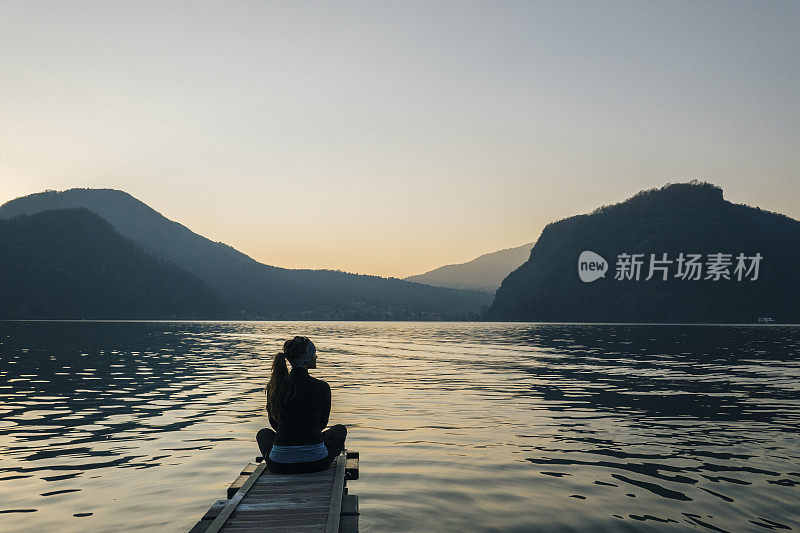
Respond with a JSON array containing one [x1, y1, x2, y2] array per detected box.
[[0, 321, 798, 531]]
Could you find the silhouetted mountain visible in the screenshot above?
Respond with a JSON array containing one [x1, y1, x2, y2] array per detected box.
[[0, 208, 222, 319], [488, 181, 800, 323], [0, 189, 491, 319], [404, 242, 534, 293]]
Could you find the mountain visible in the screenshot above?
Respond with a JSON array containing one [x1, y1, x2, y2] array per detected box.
[[0, 188, 491, 319], [488, 181, 800, 323], [404, 242, 534, 293], [0, 208, 222, 319]]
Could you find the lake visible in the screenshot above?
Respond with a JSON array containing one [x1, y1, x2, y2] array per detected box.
[[0, 321, 798, 532]]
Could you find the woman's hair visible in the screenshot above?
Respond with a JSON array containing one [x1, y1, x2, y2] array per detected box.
[[266, 336, 311, 424]]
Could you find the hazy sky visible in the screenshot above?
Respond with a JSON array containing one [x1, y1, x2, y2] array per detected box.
[[2, 1, 798, 277]]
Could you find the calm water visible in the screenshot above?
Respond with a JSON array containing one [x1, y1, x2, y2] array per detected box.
[[0, 321, 798, 532]]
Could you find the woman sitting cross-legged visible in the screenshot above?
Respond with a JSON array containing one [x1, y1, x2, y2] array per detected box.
[[256, 336, 347, 474]]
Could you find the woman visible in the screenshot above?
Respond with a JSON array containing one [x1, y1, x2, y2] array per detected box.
[[256, 336, 347, 474]]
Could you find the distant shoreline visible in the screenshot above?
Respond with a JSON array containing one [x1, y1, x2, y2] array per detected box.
[[2, 319, 798, 326]]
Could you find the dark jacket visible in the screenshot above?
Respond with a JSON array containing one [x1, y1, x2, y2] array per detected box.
[[269, 367, 331, 446]]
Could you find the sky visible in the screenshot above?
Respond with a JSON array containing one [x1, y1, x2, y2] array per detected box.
[[1, 1, 798, 278]]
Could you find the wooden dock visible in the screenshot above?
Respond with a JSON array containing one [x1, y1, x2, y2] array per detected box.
[[190, 451, 360, 533]]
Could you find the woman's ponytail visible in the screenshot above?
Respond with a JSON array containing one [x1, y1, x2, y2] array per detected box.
[[266, 351, 294, 424]]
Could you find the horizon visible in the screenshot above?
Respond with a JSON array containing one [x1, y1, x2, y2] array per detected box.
[[2, 2, 799, 278]]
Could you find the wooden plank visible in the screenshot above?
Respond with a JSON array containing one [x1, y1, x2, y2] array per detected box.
[[230, 508, 330, 517], [243, 491, 331, 501], [338, 515, 358, 533], [245, 487, 332, 497], [252, 477, 332, 487], [227, 516, 329, 526], [324, 452, 347, 533], [341, 494, 358, 516], [205, 461, 267, 533], [246, 485, 333, 494], [248, 481, 333, 492], [241, 485, 333, 497], [189, 520, 213, 533], [223, 526, 323, 533], [223, 526, 324, 532], [225, 524, 324, 530], [233, 505, 330, 513], [242, 487, 333, 500], [244, 505, 328, 513], [231, 507, 329, 516], [247, 483, 333, 492], [226, 463, 260, 497], [227, 474, 250, 499], [255, 471, 333, 483], [228, 511, 329, 520], [188, 498, 228, 532], [231, 497, 332, 512], [254, 473, 334, 484], [202, 500, 228, 520]]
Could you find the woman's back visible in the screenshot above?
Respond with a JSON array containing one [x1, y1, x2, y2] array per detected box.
[[258, 336, 347, 474], [270, 367, 331, 446]]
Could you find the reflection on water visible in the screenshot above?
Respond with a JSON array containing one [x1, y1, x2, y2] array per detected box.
[[0, 321, 798, 532]]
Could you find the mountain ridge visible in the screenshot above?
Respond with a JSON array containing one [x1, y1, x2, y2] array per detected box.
[[0, 188, 491, 319], [488, 181, 800, 323], [0, 208, 222, 319], [404, 242, 534, 293]]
